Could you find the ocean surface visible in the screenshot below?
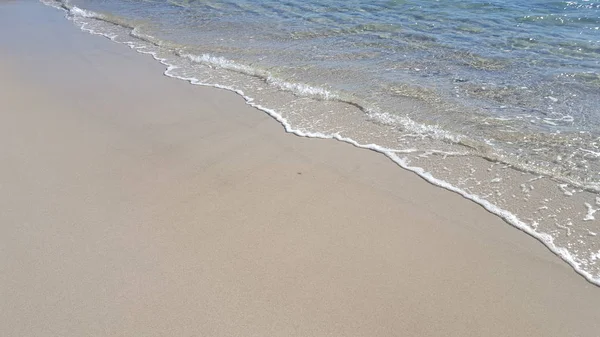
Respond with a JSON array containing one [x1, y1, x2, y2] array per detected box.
[[42, 0, 600, 285]]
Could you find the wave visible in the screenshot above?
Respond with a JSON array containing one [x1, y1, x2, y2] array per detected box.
[[40, 0, 600, 287]]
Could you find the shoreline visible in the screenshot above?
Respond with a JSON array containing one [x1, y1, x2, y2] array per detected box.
[[2, 1, 600, 336], [47, 0, 600, 285]]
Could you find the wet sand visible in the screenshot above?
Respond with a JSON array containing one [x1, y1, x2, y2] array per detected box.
[[1, 1, 599, 336]]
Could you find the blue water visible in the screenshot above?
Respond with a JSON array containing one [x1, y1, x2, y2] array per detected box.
[[44, 0, 600, 284], [61, 0, 600, 174]]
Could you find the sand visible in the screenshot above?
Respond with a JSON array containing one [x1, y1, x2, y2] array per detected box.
[[1, 1, 599, 336]]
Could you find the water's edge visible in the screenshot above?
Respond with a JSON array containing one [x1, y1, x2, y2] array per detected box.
[[41, 0, 600, 287]]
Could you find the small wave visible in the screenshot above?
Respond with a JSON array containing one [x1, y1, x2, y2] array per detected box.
[[265, 77, 337, 100], [52, 0, 137, 30], [179, 52, 268, 78], [179, 52, 337, 100], [368, 110, 465, 144], [69, 6, 98, 18]]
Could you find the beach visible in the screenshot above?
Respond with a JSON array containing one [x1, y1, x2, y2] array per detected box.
[[1, 1, 600, 336]]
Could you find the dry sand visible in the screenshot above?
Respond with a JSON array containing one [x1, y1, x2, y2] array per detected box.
[[1, 1, 599, 336]]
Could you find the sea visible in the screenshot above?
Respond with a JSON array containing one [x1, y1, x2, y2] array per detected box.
[[41, 0, 600, 286]]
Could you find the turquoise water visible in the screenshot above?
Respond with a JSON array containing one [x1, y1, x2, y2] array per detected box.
[[43, 0, 600, 285], [59, 0, 600, 186]]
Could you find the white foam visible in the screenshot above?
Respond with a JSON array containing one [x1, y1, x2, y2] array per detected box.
[[69, 6, 99, 18], [266, 76, 337, 100], [584, 202, 597, 221], [39, 0, 62, 9], [528, 175, 544, 182], [369, 111, 464, 144], [179, 53, 267, 78], [556, 221, 573, 236], [179, 52, 339, 101], [543, 114, 574, 124], [579, 148, 600, 158], [559, 184, 574, 196], [41, 0, 600, 287]]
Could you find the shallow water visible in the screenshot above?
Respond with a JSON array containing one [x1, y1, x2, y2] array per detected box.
[[42, 0, 600, 285]]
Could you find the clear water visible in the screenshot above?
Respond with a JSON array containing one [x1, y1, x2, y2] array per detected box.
[[44, 0, 600, 285]]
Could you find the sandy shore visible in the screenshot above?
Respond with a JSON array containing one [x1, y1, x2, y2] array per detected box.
[[1, 1, 599, 336]]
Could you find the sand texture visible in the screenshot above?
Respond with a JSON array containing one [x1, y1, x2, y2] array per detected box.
[[1, 2, 599, 336]]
